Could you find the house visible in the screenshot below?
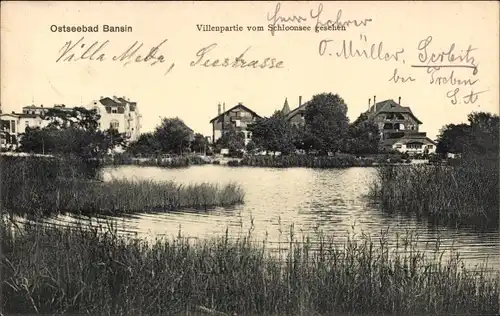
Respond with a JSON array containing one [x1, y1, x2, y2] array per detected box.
[[209, 102, 261, 146], [0, 109, 51, 150], [284, 96, 309, 127], [87, 96, 142, 142], [0, 112, 20, 150], [366, 96, 436, 155]]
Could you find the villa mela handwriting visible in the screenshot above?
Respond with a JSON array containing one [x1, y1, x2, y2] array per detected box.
[[56, 37, 175, 75]]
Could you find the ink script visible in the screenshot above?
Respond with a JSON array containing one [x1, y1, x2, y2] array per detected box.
[[267, 2, 372, 36], [55, 38, 284, 74], [412, 36, 485, 106], [316, 32, 487, 107], [56, 37, 176, 75]]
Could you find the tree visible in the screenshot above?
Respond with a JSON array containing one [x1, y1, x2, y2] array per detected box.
[[216, 124, 245, 155], [155, 117, 194, 154], [466, 112, 499, 155], [127, 132, 161, 156], [191, 133, 209, 154], [245, 139, 257, 153], [19, 107, 124, 159], [436, 123, 471, 156], [247, 110, 296, 155], [44, 107, 100, 132], [345, 113, 380, 155], [436, 111, 499, 158], [303, 93, 349, 155]]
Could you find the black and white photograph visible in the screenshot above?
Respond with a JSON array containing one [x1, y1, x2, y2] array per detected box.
[[1, 1, 499, 315]]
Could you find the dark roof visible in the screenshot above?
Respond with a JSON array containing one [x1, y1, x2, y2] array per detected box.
[[286, 101, 310, 120], [209, 103, 261, 123], [116, 97, 137, 111], [99, 97, 122, 107], [384, 136, 437, 147], [367, 99, 422, 124], [99, 97, 137, 112], [282, 98, 291, 115], [19, 113, 41, 118]]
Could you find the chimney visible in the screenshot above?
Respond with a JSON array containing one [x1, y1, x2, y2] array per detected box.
[[223, 102, 226, 112], [368, 98, 371, 111], [373, 95, 376, 112], [100, 96, 103, 99], [218, 103, 221, 115], [398, 96, 401, 105], [299, 96, 302, 106], [41, 104, 44, 108]]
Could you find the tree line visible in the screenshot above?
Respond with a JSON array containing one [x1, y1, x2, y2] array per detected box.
[[10, 93, 499, 160]]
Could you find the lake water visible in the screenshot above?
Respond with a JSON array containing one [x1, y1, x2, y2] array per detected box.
[[31, 165, 500, 272]]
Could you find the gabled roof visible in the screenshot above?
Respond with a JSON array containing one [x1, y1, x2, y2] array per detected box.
[[384, 136, 437, 147], [282, 98, 291, 115], [99, 97, 122, 107], [367, 99, 422, 124], [116, 97, 137, 111], [209, 103, 261, 123], [286, 101, 310, 120]]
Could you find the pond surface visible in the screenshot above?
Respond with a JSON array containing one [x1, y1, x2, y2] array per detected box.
[[32, 165, 500, 271]]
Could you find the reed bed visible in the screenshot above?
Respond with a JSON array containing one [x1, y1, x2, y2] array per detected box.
[[1, 155, 244, 216], [370, 155, 499, 228], [238, 154, 378, 168], [105, 153, 210, 168], [1, 219, 498, 315]]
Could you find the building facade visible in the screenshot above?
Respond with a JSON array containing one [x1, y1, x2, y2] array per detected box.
[[87, 96, 142, 142], [284, 96, 308, 127], [366, 96, 436, 155], [0, 96, 142, 150], [209, 102, 261, 146], [0, 113, 20, 150]]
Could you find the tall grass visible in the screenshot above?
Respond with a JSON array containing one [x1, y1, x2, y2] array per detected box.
[[1, 155, 244, 216], [239, 154, 379, 168], [104, 153, 210, 168], [1, 219, 498, 315], [370, 155, 499, 228]]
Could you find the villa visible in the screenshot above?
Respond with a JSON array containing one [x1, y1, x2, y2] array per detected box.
[[209, 102, 261, 146], [365, 96, 437, 155]]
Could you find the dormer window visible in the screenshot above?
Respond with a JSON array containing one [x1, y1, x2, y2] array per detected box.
[[111, 108, 118, 114]]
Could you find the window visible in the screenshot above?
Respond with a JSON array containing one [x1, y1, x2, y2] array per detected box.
[[10, 120, 15, 133], [110, 120, 119, 130], [427, 145, 433, 149], [407, 143, 423, 149], [111, 107, 118, 114], [395, 144, 402, 149], [235, 120, 241, 127], [25, 121, 29, 126]]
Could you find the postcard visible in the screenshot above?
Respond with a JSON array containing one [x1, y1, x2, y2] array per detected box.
[[1, 1, 499, 315]]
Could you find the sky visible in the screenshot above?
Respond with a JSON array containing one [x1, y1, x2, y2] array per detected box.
[[1, 1, 498, 140]]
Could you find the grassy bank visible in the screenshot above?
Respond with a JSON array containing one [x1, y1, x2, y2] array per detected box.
[[103, 153, 210, 168], [235, 154, 386, 168], [1, 220, 498, 315], [1, 155, 244, 216], [370, 155, 499, 228]]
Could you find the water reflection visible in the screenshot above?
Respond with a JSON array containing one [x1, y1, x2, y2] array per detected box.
[[29, 165, 499, 271]]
